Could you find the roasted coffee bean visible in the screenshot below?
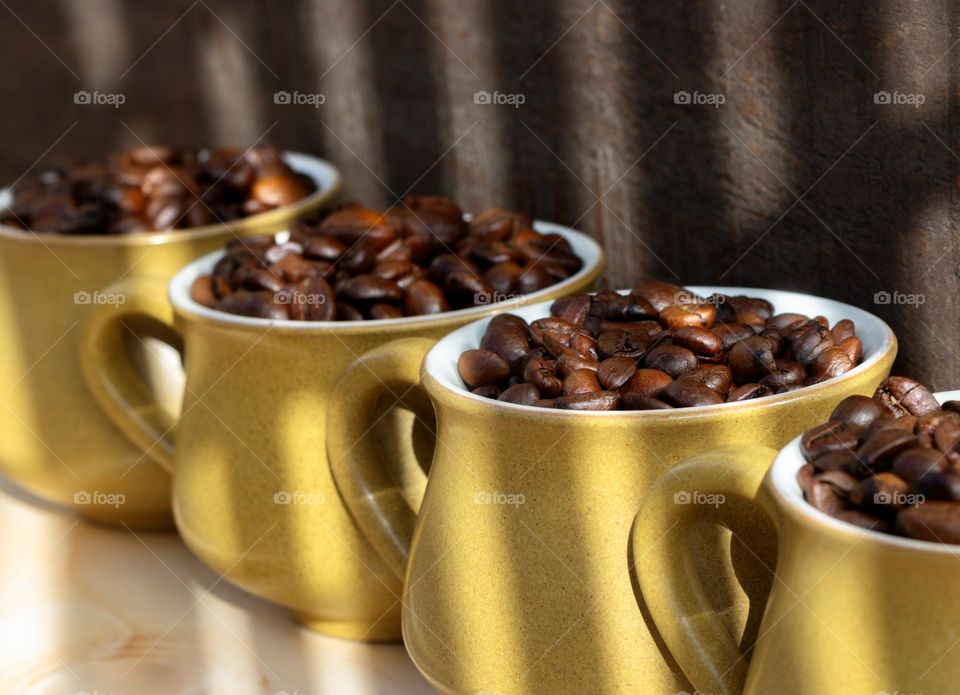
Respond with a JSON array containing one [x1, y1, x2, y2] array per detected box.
[[563, 368, 602, 396], [760, 358, 806, 390], [728, 336, 777, 383], [557, 351, 599, 377], [812, 347, 855, 378], [498, 383, 541, 406], [891, 447, 947, 482], [218, 290, 289, 320], [800, 420, 862, 461], [405, 279, 449, 316], [523, 357, 563, 398], [621, 368, 673, 398], [660, 379, 724, 407], [472, 384, 501, 399], [660, 303, 716, 330], [789, 324, 834, 365], [458, 349, 511, 388], [838, 336, 863, 364], [632, 279, 686, 312], [671, 326, 723, 357], [482, 315, 532, 369], [678, 365, 732, 394], [897, 503, 960, 544], [857, 429, 917, 472], [875, 376, 940, 418], [551, 295, 593, 326], [597, 329, 651, 360], [830, 395, 883, 428], [339, 275, 405, 304], [850, 473, 909, 512], [596, 357, 638, 389], [711, 322, 757, 350], [554, 391, 620, 411], [639, 344, 695, 379]]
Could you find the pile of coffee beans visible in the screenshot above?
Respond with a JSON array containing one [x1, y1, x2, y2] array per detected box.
[[190, 196, 584, 320], [799, 377, 960, 544], [1, 144, 315, 234], [457, 280, 864, 410]]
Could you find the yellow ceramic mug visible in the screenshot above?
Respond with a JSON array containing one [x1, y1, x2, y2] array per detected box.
[[635, 389, 960, 695], [327, 287, 897, 693], [81, 222, 603, 639], [0, 153, 341, 529]]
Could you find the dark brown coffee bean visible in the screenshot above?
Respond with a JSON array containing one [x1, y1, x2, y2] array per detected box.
[[897, 503, 960, 543], [302, 235, 347, 261], [760, 359, 806, 390], [597, 329, 651, 360], [807, 479, 845, 515], [551, 295, 593, 325], [554, 391, 621, 411], [671, 326, 723, 357], [563, 369, 602, 396], [643, 345, 698, 379], [850, 472, 909, 512], [727, 295, 774, 320], [800, 420, 862, 461], [912, 469, 960, 502], [498, 383, 541, 406], [472, 384, 501, 399], [830, 395, 883, 428], [728, 336, 777, 383], [678, 365, 732, 394], [218, 290, 288, 320], [789, 324, 834, 365], [830, 319, 856, 343], [660, 303, 716, 330], [458, 349, 511, 388], [336, 302, 363, 321], [812, 347, 855, 378], [874, 376, 940, 417], [856, 429, 918, 472], [405, 279, 449, 316], [711, 322, 757, 350], [486, 261, 522, 294], [838, 336, 863, 364], [767, 313, 809, 333], [892, 448, 947, 482], [596, 357, 638, 389], [621, 393, 673, 410], [632, 279, 686, 312], [190, 275, 226, 308], [481, 315, 531, 369], [339, 275, 405, 304], [523, 357, 563, 398], [621, 368, 673, 398], [660, 379, 724, 407], [817, 470, 860, 499], [557, 351, 599, 377]]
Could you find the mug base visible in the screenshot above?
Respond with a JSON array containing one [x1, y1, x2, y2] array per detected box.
[[291, 610, 402, 642]]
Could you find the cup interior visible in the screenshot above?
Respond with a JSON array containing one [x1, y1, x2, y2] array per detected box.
[[423, 286, 897, 416], [770, 389, 960, 552], [168, 219, 603, 330]]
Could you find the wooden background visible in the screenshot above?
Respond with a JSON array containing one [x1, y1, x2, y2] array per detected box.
[[1, 0, 957, 387]]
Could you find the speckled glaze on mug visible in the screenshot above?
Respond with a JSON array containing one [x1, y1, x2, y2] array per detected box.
[[0, 153, 341, 529], [327, 287, 897, 693], [85, 222, 602, 639], [635, 389, 960, 695]]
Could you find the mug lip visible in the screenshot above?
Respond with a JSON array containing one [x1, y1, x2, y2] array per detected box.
[[0, 151, 342, 247], [420, 285, 898, 420], [769, 389, 960, 555], [166, 219, 605, 333]]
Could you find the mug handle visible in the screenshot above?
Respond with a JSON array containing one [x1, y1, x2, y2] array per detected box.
[[631, 445, 781, 695], [326, 337, 437, 580], [78, 277, 181, 474]]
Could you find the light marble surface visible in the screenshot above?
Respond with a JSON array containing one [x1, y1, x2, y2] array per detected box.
[[0, 475, 434, 695]]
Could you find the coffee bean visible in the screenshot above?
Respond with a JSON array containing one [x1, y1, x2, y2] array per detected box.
[[563, 369, 602, 396], [472, 384, 501, 399], [891, 447, 947, 482], [728, 336, 777, 383], [660, 303, 716, 330], [726, 383, 774, 402], [482, 315, 532, 369], [789, 324, 834, 365], [677, 365, 732, 394], [523, 357, 563, 398], [671, 326, 723, 357], [554, 391, 620, 410], [596, 357, 638, 389], [458, 349, 511, 388], [643, 345, 698, 379], [632, 279, 686, 312], [830, 395, 883, 428], [405, 279, 449, 316], [875, 376, 941, 418], [760, 358, 806, 390], [812, 347, 855, 378], [621, 393, 673, 410], [498, 383, 541, 406], [897, 503, 960, 544], [660, 379, 724, 407], [598, 329, 651, 360]]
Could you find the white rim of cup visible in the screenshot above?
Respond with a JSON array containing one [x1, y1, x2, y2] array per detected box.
[[771, 389, 960, 555]]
